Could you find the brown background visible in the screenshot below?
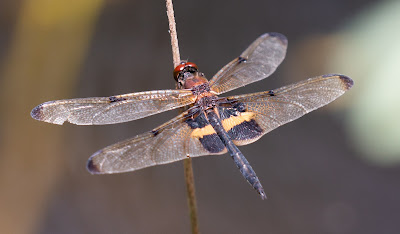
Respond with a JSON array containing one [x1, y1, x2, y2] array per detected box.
[[1, 0, 399, 234]]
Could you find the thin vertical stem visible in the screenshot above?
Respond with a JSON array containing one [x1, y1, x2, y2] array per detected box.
[[166, 0, 181, 67], [183, 158, 199, 234], [165, 1, 199, 234]]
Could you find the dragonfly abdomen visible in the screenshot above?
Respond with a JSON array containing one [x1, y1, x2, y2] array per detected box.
[[206, 109, 266, 199]]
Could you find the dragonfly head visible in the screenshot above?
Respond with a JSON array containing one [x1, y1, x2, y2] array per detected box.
[[174, 62, 208, 89]]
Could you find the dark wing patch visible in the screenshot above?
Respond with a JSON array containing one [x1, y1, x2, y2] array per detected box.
[[87, 109, 226, 174], [217, 105, 263, 145], [31, 90, 196, 125], [186, 111, 226, 154], [228, 119, 263, 145], [199, 134, 226, 154], [223, 74, 354, 146]]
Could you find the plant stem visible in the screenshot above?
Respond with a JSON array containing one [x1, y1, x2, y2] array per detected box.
[[165, 1, 199, 234], [166, 0, 181, 67], [183, 158, 199, 234]]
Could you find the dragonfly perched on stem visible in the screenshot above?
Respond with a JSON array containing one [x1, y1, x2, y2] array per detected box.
[[31, 33, 353, 199]]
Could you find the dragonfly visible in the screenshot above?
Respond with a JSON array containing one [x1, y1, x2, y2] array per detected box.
[[31, 33, 353, 199]]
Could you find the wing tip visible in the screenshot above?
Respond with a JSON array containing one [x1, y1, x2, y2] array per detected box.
[[322, 74, 354, 90], [339, 75, 354, 90], [31, 104, 44, 121], [265, 32, 288, 46], [31, 101, 66, 125], [87, 158, 102, 174]]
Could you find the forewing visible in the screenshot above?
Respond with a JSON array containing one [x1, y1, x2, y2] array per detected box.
[[224, 74, 354, 146], [209, 32, 288, 95], [87, 110, 226, 174], [31, 90, 196, 125]]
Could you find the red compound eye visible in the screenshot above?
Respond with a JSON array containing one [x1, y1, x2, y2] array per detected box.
[[173, 62, 198, 80]]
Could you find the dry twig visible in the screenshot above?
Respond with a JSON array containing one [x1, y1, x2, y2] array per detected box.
[[165, 1, 199, 233]]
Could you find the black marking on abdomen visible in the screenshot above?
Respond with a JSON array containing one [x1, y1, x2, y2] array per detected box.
[[109, 96, 127, 103]]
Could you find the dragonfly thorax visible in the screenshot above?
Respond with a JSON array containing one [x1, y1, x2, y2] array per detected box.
[[196, 95, 219, 111], [182, 73, 209, 89]]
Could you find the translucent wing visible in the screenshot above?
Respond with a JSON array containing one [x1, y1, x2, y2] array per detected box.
[[223, 74, 354, 146], [87, 110, 226, 174], [209, 32, 288, 95], [31, 90, 196, 125]]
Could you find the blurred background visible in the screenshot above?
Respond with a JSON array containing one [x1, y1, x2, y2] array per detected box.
[[1, 0, 400, 233]]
